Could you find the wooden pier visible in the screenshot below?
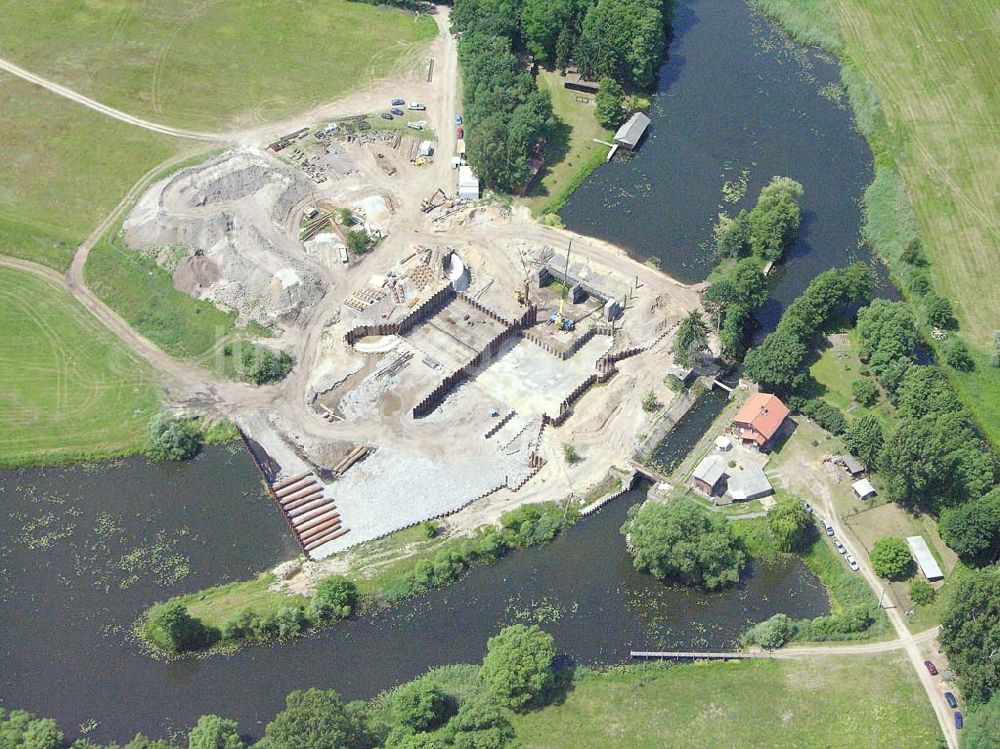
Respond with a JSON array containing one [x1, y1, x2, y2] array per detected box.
[[631, 650, 767, 661]]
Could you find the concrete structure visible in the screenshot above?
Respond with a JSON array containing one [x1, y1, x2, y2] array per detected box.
[[852, 478, 877, 500], [728, 466, 773, 501], [732, 393, 790, 451], [907, 536, 944, 581], [614, 112, 651, 151], [692, 454, 727, 495], [458, 165, 480, 200]]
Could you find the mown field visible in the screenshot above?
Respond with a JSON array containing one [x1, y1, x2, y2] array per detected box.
[[521, 70, 612, 217], [0, 75, 182, 271], [0, 267, 159, 466], [512, 656, 941, 749], [0, 0, 437, 131]]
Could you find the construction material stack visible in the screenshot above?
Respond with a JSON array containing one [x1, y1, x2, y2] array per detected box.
[[270, 472, 349, 554]]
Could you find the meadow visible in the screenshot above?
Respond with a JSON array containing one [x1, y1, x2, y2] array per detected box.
[[0, 75, 182, 271], [0, 0, 437, 131], [512, 655, 941, 748], [0, 267, 159, 466]]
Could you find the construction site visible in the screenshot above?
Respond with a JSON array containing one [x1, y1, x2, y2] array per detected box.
[[120, 96, 703, 560]]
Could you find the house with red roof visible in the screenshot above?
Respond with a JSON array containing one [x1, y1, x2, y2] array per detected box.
[[732, 393, 790, 451]]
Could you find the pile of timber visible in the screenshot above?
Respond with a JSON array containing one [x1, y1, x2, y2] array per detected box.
[[270, 472, 348, 554], [333, 445, 374, 476]]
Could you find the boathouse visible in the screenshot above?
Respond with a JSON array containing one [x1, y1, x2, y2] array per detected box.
[[614, 112, 651, 151]]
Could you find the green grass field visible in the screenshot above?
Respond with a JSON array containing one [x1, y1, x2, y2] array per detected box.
[[85, 237, 250, 361], [0, 1, 437, 131], [0, 75, 183, 271], [512, 656, 941, 748], [0, 266, 159, 466], [521, 70, 612, 216]]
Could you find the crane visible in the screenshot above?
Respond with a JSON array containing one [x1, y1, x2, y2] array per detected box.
[[550, 241, 575, 331]]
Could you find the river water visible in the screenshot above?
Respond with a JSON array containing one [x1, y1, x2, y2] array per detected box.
[[0, 445, 827, 742], [562, 0, 877, 330], [1, 0, 880, 741]]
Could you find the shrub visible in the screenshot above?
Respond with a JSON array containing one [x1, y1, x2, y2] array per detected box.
[[239, 345, 292, 385], [188, 715, 244, 749], [945, 337, 974, 371], [419, 520, 439, 539], [909, 579, 936, 607], [664, 374, 685, 392], [870, 537, 914, 580], [148, 413, 200, 461], [851, 378, 878, 406], [562, 443, 579, 464], [145, 603, 218, 653], [641, 391, 660, 412], [741, 613, 792, 649], [925, 294, 955, 329], [310, 576, 357, 623], [387, 680, 450, 733], [479, 624, 556, 710], [800, 398, 847, 436]]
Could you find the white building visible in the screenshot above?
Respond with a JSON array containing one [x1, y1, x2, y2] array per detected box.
[[458, 165, 480, 200]]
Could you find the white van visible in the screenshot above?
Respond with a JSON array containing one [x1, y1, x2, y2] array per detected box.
[[408, 102, 426, 111]]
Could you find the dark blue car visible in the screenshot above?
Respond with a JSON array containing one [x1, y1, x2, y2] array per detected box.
[[954, 712, 963, 729], [944, 692, 957, 708]]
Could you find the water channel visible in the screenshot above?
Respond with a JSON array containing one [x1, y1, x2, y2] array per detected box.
[[1, 0, 878, 741]]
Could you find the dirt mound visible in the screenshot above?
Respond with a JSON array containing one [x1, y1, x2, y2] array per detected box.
[[123, 149, 327, 327]]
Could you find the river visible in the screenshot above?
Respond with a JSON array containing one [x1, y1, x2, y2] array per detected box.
[[0, 444, 826, 742], [562, 0, 878, 330]]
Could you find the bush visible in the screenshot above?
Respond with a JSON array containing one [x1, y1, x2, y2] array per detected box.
[[944, 337, 974, 371], [387, 680, 450, 733], [239, 345, 292, 385], [962, 691, 1000, 749], [641, 391, 660, 412], [665, 373, 685, 392], [620, 500, 747, 590], [870, 537, 914, 580], [851, 378, 879, 406], [188, 715, 244, 749], [909, 579, 936, 607], [800, 398, 847, 436], [562, 443, 579, 464], [145, 603, 218, 653], [419, 520, 439, 539], [310, 576, 357, 623], [148, 413, 200, 461], [925, 294, 955, 329], [479, 624, 556, 710], [741, 613, 792, 649]]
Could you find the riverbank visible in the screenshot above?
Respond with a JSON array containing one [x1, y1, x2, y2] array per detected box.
[[749, 0, 1000, 449]]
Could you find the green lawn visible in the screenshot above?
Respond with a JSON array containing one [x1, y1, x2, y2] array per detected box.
[[85, 237, 246, 360], [512, 656, 941, 748], [0, 75, 183, 271], [809, 330, 898, 425], [0, 266, 159, 466], [0, 1, 437, 131], [521, 70, 612, 216]]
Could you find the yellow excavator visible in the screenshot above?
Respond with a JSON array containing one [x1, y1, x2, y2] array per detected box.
[[550, 242, 575, 331]]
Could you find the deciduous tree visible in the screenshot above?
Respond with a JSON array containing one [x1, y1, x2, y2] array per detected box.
[[479, 624, 556, 710], [869, 537, 913, 580]]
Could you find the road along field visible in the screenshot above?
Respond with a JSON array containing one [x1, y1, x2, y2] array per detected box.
[[0, 74, 183, 271], [0, 265, 159, 467], [511, 655, 942, 749], [0, 0, 437, 131], [828, 0, 1000, 347]]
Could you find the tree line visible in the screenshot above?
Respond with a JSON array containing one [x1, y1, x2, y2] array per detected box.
[[450, 0, 671, 190]]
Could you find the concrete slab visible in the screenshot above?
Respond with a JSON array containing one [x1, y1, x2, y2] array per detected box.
[[470, 335, 612, 417]]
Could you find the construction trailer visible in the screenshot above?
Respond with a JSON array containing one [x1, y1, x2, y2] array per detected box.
[[458, 165, 480, 200]]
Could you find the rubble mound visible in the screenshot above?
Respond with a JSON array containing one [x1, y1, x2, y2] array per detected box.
[[123, 148, 326, 327]]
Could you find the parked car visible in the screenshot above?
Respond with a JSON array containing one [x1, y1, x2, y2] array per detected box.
[[391, 108, 404, 116], [455, 114, 463, 124], [824, 522, 835, 536], [924, 660, 939, 676], [834, 539, 846, 554], [955, 712, 963, 730], [408, 102, 426, 110], [381, 112, 393, 120], [406, 122, 424, 130], [391, 98, 405, 106], [944, 692, 957, 708], [845, 554, 860, 571], [800, 500, 813, 514], [456, 126, 464, 139]]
